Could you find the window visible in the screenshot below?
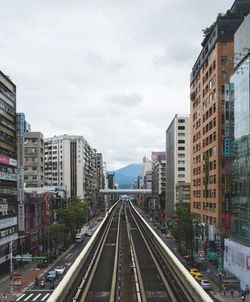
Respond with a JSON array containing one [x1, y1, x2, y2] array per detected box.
[[178, 126, 185, 130], [178, 140, 185, 144], [178, 167, 185, 171], [178, 154, 185, 158], [178, 147, 185, 151], [221, 56, 228, 65], [178, 119, 185, 123]]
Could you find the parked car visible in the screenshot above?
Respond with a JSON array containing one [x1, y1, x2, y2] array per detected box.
[[46, 270, 58, 281], [85, 230, 93, 237], [55, 265, 66, 275], [166, 232, 173, 239], [194, 272, 203, 282], [200, 279, 211, 290], [190, 268, 199, 277]]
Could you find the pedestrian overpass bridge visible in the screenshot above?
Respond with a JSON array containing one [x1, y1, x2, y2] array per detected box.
[[99, 188, 152, 196]]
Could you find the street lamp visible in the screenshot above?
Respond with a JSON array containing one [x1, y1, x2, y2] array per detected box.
[[47, 227, 50, 264]]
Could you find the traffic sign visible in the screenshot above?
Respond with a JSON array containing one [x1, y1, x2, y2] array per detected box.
[[34, 256, 47, 260], [199, 251, 205, 258], [15, 255, 22, 262]]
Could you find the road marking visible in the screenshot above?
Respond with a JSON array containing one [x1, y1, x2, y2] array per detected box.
[[16, 294, 26, 301], [32, 293, 42, 301], [24, 293, 34, 301], [41, 293, 50, 301]]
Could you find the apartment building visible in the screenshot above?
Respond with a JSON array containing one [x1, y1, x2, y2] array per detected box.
[[44, 135, 97, 204], [141, 156, 151, 189], [16, 113, 31, 232], [190, 2, 250, 243], [0, 71, 18, 265], [96, 153, 104, 191], [165, 115, 190, 219], [24, 132, 44, 188]]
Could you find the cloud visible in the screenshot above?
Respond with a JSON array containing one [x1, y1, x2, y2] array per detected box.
[[0, 0, 233, 170], [105, 92, 143, 107]]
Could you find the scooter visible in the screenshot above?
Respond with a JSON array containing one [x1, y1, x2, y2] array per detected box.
[[40, 278, 45, 288], [35, 277, 39, 286]]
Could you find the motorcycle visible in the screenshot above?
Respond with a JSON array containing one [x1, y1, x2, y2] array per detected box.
[[35, 277, 39, 286], [40, 278, 45, 288]]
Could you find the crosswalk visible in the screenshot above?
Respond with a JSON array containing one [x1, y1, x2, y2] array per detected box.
[[15, 291, 51, 301]]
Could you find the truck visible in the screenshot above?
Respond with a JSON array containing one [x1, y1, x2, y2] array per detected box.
[[75, 233, 84, 243]]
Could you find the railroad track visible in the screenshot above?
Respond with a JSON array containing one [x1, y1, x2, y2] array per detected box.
[[48, 201, 213, 302]]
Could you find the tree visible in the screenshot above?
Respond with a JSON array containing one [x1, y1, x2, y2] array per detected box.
[[56, 196, 88, 241], [172, 207, 199, 260], [48, 223, 68, 256]]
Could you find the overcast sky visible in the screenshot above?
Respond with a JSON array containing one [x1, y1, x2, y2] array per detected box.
[[0, 0, 232, 170]]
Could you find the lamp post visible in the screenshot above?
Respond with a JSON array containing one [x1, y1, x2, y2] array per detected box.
[[47, 227, 50, 264]]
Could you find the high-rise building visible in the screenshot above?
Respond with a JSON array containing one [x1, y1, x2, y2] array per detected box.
[[0, 71, 18, 265], [24, 132, 44, 188], [223, 13, 250, 288], [44, 135, 97, 204], [151, 152, 165, 211], [165, 115, 190, 219], [96, 153, 104, 191], [190, 2, 250, 244], [16, 113, 31, 232], [107, 172, 115, 189]]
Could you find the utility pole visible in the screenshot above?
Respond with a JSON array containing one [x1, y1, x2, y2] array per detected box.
[[9, 237, 13, 295]]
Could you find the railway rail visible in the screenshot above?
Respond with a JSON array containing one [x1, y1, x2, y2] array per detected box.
[[47, 201, 213, 302]]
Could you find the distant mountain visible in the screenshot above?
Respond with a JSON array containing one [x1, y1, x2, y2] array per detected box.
[[112, 164, 142, 189]]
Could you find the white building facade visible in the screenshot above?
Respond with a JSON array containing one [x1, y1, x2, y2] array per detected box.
[[165, 115, 190, 219], [44, 135, 97, 204]]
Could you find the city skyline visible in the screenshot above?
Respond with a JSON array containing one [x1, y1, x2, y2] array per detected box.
[[0, 0, 233, 170]]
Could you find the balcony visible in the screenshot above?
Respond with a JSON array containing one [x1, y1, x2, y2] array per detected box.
[[0, 232, 18, 246], [0, 215, 17, 229], [0, 171, 17, 181]]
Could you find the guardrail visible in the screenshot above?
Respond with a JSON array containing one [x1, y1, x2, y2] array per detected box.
[[47, 200, 119, 302]]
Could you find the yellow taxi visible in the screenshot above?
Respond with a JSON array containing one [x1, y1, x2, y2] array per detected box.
[[194, 272, 203, 282], [190, 268, 199, 277]]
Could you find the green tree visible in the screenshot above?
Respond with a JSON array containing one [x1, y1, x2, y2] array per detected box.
[[172, 207, 198, 260], [56, 196, 88, 241], [48, 223, 68, 256]]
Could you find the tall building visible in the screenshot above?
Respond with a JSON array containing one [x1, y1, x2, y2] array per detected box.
[[223, 13, 250, 288], [142, 156, 152, 189], [107, 172, 115, 189], [44, 135, 97, 203], [24, 132, 44, 188], [16, 113, 31, 231], [0, 71, 18, 265], [151, 152, 166, 211], [96, 153, 104, 191], [165, 115, 190, 219], [190, 2, 250, 246]]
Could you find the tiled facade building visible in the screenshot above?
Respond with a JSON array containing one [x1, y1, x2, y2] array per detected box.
[[190, 2, 250, 245], [0, 71, 18, 266], [24, 132, 44, 188]]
